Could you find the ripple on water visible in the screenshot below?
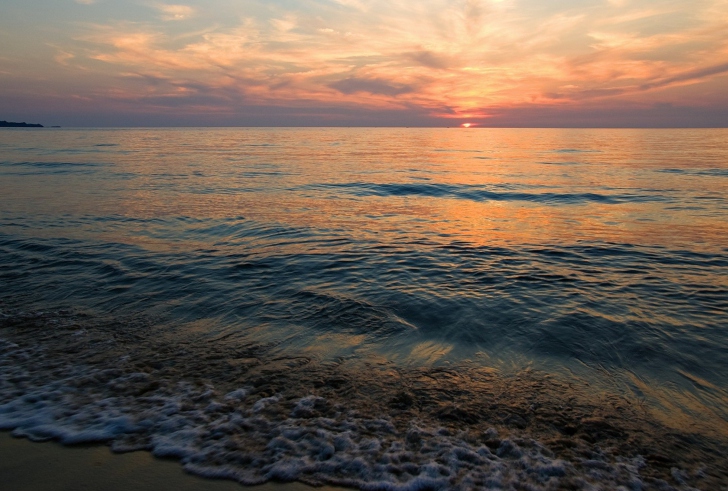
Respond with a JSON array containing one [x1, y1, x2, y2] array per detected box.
[[299, 182, 669, 204]]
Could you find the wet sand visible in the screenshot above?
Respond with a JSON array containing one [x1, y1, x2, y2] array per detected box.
[[0, 432, 345, 491]]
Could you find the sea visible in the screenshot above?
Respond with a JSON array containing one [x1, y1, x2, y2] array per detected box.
[[0, 128, 726, 490]]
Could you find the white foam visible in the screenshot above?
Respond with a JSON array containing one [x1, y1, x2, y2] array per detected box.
[[252, 395, 280, 413], [224, 388, 249, 402], [0, 335, 698, 490]]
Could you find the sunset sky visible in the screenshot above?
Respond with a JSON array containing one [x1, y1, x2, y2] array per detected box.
[[1, 0, 727, 126]]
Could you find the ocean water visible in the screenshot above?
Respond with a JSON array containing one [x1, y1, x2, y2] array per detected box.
[[1, 128, 727, 489]]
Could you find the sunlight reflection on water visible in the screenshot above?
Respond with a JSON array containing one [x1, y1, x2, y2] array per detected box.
[[1, 127, 727, 429]]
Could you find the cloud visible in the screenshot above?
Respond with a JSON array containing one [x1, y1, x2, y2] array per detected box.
[[155, 4, 195, 21], [330, 0, 367, 11], [329, 78, 415, 96], [639, 62, 728, 91], [545, 61, 728, 101], [53, 49, 76, 66], [406, 51, 454, 70]]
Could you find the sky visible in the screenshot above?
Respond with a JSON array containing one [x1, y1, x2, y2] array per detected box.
[[1, 0, 727, 127]]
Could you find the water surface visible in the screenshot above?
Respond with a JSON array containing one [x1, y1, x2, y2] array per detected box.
[[1, 128, 727, 489]]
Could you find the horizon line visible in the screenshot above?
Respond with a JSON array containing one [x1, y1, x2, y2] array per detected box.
[[4, 125, 728, 129]]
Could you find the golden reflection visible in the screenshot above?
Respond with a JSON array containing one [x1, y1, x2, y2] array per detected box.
[[301, 333, 369, 359], [622, 370, 728, 439], [54, 128, 727, 255], [407, 341, 455, 365]]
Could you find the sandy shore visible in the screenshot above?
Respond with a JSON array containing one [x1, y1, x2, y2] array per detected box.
[[0, 432, 346, 491]]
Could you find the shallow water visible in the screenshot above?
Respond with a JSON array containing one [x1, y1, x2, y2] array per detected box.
[[1, 128, 727, 489]]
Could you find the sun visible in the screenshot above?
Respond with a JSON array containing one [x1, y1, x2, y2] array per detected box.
[[461, 123, 472, 128]]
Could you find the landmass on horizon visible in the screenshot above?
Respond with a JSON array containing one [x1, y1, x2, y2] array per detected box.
[[0, 121, 43, 128]]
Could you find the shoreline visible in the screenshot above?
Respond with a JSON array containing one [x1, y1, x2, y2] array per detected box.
[[0, 432, 345, 491], [2, 307, 727, 490]]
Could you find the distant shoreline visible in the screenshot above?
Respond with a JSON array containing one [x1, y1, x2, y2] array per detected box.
[[0, 121, 44, 128]]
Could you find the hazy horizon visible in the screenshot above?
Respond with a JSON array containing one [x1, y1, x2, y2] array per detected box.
[[6, 124, 728, 129]]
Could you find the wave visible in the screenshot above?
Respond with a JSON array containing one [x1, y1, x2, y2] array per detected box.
[[0, 161, 108, 176], [2, 230, 726, 388], [657, 168, 728, 178], [300, 182, 668, 204], [551, 149, 601, 154]]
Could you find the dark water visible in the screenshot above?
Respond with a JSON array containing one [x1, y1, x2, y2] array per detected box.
[[1, 128, 727, 489]]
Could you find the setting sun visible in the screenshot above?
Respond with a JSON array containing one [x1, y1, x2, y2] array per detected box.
[[462, 123, 472, 128]]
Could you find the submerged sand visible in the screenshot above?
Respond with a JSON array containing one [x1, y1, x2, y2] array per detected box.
[[0, 432, 344, 491]]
